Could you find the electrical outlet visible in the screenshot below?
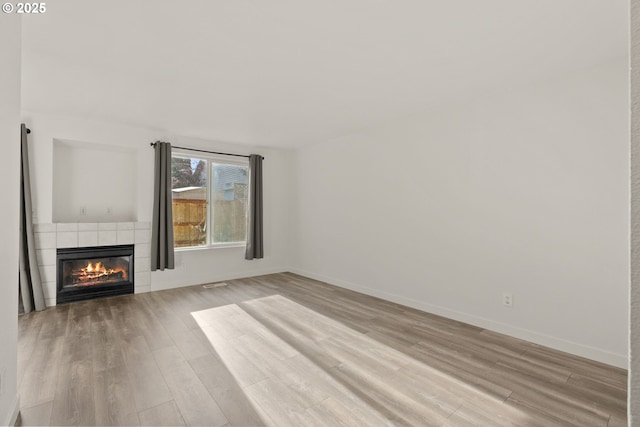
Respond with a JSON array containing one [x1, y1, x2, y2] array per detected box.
[[503, 293, 513, 308]]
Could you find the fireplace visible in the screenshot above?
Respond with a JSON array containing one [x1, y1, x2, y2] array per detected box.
[[57, 245, 134, 304]]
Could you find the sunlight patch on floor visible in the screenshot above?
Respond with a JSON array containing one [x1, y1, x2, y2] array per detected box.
[[192, 294, 532, 426]]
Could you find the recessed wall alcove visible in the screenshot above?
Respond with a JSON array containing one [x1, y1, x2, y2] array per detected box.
[[52, 139, 138, 223]]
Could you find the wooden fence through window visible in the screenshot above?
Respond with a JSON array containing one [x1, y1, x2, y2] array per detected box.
[[172, 198, 246, 247]]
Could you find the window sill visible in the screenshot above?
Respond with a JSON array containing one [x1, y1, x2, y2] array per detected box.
[[175, 243, 246, 252]]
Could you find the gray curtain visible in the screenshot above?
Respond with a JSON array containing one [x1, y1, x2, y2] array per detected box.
[[19, 124, 46, 313], [151, 141, 175, 271], [245, 154, 264, 260]]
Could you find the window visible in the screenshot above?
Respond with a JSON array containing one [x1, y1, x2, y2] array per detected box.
[[171, 154, 249, 249]]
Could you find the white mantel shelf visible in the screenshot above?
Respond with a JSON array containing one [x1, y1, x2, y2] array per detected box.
[[34, 221, 152, 307]]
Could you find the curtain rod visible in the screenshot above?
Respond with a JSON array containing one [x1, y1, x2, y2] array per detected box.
[[149, 142, 264, 160]]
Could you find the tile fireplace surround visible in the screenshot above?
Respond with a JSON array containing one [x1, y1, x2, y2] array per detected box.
[[34, 222, 152, 307]]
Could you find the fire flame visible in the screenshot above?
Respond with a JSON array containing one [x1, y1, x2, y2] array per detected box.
[[76, 261, 127, 283], [83, 261, 112, 275], [85, 262, 107, 274]]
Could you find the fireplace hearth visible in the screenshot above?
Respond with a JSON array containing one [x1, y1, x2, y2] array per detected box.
[[57, 245, 134, 304]]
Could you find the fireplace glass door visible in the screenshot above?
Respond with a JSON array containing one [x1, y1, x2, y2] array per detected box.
[[61, 256, 130, 288], [57, 245, 134, 304]]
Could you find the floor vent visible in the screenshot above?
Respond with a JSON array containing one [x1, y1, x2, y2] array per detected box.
[[203, 282, 228, 289]]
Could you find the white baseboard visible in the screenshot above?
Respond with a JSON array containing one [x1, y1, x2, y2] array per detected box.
[[150, 267, 289, 292], [288, 268, 628, 369], [2, 395, 20, 427]]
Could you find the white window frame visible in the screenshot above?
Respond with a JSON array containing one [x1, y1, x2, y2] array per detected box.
[[172, 149, 249, 251]]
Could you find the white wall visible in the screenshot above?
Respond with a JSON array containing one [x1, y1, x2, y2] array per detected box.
[[52, 139, 137, 222], [0, 14, 21, 427], [291, 58, 629, 367], [629, 0, 640, 422], [22, 112, 293, 292]]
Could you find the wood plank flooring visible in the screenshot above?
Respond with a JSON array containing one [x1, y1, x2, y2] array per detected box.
[[16, 273, 627, 426]]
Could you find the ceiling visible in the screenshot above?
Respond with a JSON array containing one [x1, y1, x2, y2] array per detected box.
[[20, 0, 628, 148]]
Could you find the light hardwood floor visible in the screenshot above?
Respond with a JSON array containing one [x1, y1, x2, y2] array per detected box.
[[16, 273, 627, 426]]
